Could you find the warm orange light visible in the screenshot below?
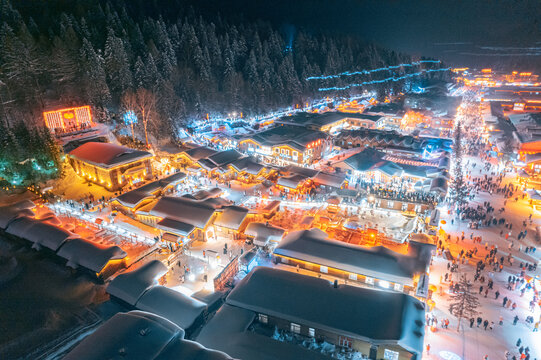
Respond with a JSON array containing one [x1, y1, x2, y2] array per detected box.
[[43, 105, 93, 132]]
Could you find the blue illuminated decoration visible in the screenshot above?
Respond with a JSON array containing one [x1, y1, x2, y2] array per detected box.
[[306, 60, 442, 80], [123, 110, 138, 125], [317, 68, 451, 92]]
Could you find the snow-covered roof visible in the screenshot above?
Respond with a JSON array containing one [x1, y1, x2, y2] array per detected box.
[[311, 172, 346, 188], [274, 229, 431, 285], [150, 196, 217, 229], [21, 219, 78, 251], [107, 260, 168, 306], [229, 157, 265, 175], [69, 142, 152, 168], [277, 174, 307, 189], [56, 238, 127, 273], [183, 146, 218, 161], [0, 201, 35, 229], [244, 222, 285, 246], [226, 267, 425, 358], [208, 149, 243, 167], [214, 206, 249, 230], [197, 304, 329, 360], [156, 217, 195, 236], [64, 310, 235, 360], [135, 286, 207, 330]]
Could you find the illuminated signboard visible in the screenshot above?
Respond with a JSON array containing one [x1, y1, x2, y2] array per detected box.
[[43, 106, 93, 132]]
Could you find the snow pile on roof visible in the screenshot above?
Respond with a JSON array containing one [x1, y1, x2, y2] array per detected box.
[[244, 222, 285, 247], [135, 286, 207, 330], [7, 217, 79, 251], [227, 267, 425, 358], [64, 310, 234, 360], [214, 206, 249, 230], [69, 142, 152, 168], [0, 200, 35, 230], [107, 260, 168, 306], [57, 238, 127, 273], [274, 229, 431, 285], [150, 196, 216, 229]]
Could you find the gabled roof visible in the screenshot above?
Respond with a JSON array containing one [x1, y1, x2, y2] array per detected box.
[[276, 111, 381, 129], [0, 201, 35, 230], [242, 125, 328, 153], [277, 174, 307, 189], [136, 286, 207, 330], [156, 217, 196, 236], [6, 217, 79, 251], [107, 260, 168, 306], [311, 172, 347, 188], [226, 267, 425, 358], [183, 146, 218, 161], [69, 142, 152, 168], [274, 229, 432, 285], [208, 149, 243, 167], [150, 196, 216, 229], [64, 311, 235, 360], [244, 222, 285, 246], [343, 148, 385, 172], [197, 304, 328, 360], [230, 157, 265, 175], [214, 206, 249, 230], [56, 238, 127, 273]]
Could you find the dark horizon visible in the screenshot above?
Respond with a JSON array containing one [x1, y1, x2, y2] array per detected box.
[[190, 0, 541, 70]]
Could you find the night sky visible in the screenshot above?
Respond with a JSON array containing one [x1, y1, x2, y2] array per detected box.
[[196, 0, 541, 69]]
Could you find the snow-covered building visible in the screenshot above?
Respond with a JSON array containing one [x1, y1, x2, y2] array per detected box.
[[5, 216, 79, 252], [107, 260, 168, 306], [68, 142, 153, 191], [56, 238, 127, 277], [64, 311, 233, 360], [197, 267, 425, 360], [0, 200, 36, 230], [273, 229, 435, 295]]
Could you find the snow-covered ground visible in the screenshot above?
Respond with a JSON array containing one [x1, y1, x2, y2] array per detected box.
[[423, 154, 540, 360]]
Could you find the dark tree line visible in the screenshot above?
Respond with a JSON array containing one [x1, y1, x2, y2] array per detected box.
[[0, 0, 447, 136]]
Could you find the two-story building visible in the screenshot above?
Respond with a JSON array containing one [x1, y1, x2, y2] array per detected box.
[[68, 142, 153, 191]]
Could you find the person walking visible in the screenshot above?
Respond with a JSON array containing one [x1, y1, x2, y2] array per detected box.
[[477, 317, 483, 327], [503, 296, 509, 307], [470, 317, 475, 328], [483, 319, 489, 330], [426, 344, 430, 355]]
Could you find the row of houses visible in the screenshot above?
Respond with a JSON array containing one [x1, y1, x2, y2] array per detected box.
[[336, 128, 452, 158], [0, 201, 127, 278], [334, 147, 451, 197], [66, 267, 426, 360]]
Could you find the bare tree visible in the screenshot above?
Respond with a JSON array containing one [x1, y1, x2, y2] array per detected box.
[[449, 275, 480, 331], [122, 88, 157, 147]]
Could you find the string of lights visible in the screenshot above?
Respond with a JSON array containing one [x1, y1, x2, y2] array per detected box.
[[317, 67, 451, 92], [306, 60, 442, 81]]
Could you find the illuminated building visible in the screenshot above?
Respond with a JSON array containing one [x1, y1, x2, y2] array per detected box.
[[197, 267, 426, 360], [275, 111, 379, 132], [43, 105, 93, 134], [273, 229, 435, 296], [336, 129, 452, 158], [238, 125, 330, 165], [68, 142, 153, 191]]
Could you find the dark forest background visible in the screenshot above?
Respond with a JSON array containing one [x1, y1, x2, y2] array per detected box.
[[0, 0, 446, 185]]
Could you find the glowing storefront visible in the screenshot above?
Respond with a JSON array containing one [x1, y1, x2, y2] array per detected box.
[[68, 142, 153, 191], [43, 106, 94, 134]]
